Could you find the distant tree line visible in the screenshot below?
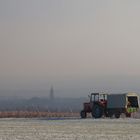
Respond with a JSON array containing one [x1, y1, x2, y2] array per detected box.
[[0, 97, 87, 112]]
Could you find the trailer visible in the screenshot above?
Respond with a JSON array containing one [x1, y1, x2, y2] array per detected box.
[[107, 93, 139, 118]]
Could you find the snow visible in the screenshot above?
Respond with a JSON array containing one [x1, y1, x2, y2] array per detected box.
[[0, 118, 139, 140]]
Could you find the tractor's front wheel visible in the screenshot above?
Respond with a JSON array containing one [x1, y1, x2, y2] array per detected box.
[[92, 105, 103, 118], [80, 110, 87, 118]]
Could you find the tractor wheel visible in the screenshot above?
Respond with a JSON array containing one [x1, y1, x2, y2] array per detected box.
[[92, 105, 103, 118], [80, 110, 87, 118], [115, 113, 121, 118]]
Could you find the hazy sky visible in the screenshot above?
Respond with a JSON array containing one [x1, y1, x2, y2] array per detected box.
[[0, 0, 140, 97]]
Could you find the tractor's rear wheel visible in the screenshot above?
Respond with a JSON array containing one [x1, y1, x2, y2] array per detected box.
[[80, 110, 87, 118], [92, 105, 103, 118]]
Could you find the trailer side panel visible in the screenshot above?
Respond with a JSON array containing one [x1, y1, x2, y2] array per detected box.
[[107, 94, 126, 108]]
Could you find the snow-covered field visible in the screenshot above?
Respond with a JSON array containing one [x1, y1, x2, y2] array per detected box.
[[0, 118, 139, 140]]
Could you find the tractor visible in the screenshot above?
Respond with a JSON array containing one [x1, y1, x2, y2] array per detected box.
[[80, 93, 107, 118]]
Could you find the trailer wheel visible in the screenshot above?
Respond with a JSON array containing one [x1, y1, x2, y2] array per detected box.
[[125, 113, 131, 117], [115, 113, 120, 118], [80, 110, 87, 118], [92, 105, 103, 118]]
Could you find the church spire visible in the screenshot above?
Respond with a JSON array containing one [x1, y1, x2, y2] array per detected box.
[[50, 85, 54, 100]]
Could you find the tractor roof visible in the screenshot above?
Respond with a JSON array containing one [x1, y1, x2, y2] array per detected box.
[[91, 93, 108, 96]]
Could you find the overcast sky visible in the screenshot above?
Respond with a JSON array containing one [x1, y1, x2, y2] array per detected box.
[[0, 0, 140, 98]]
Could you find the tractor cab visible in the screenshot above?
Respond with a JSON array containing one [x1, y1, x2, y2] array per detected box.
[[90, 93, 107, 102]]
